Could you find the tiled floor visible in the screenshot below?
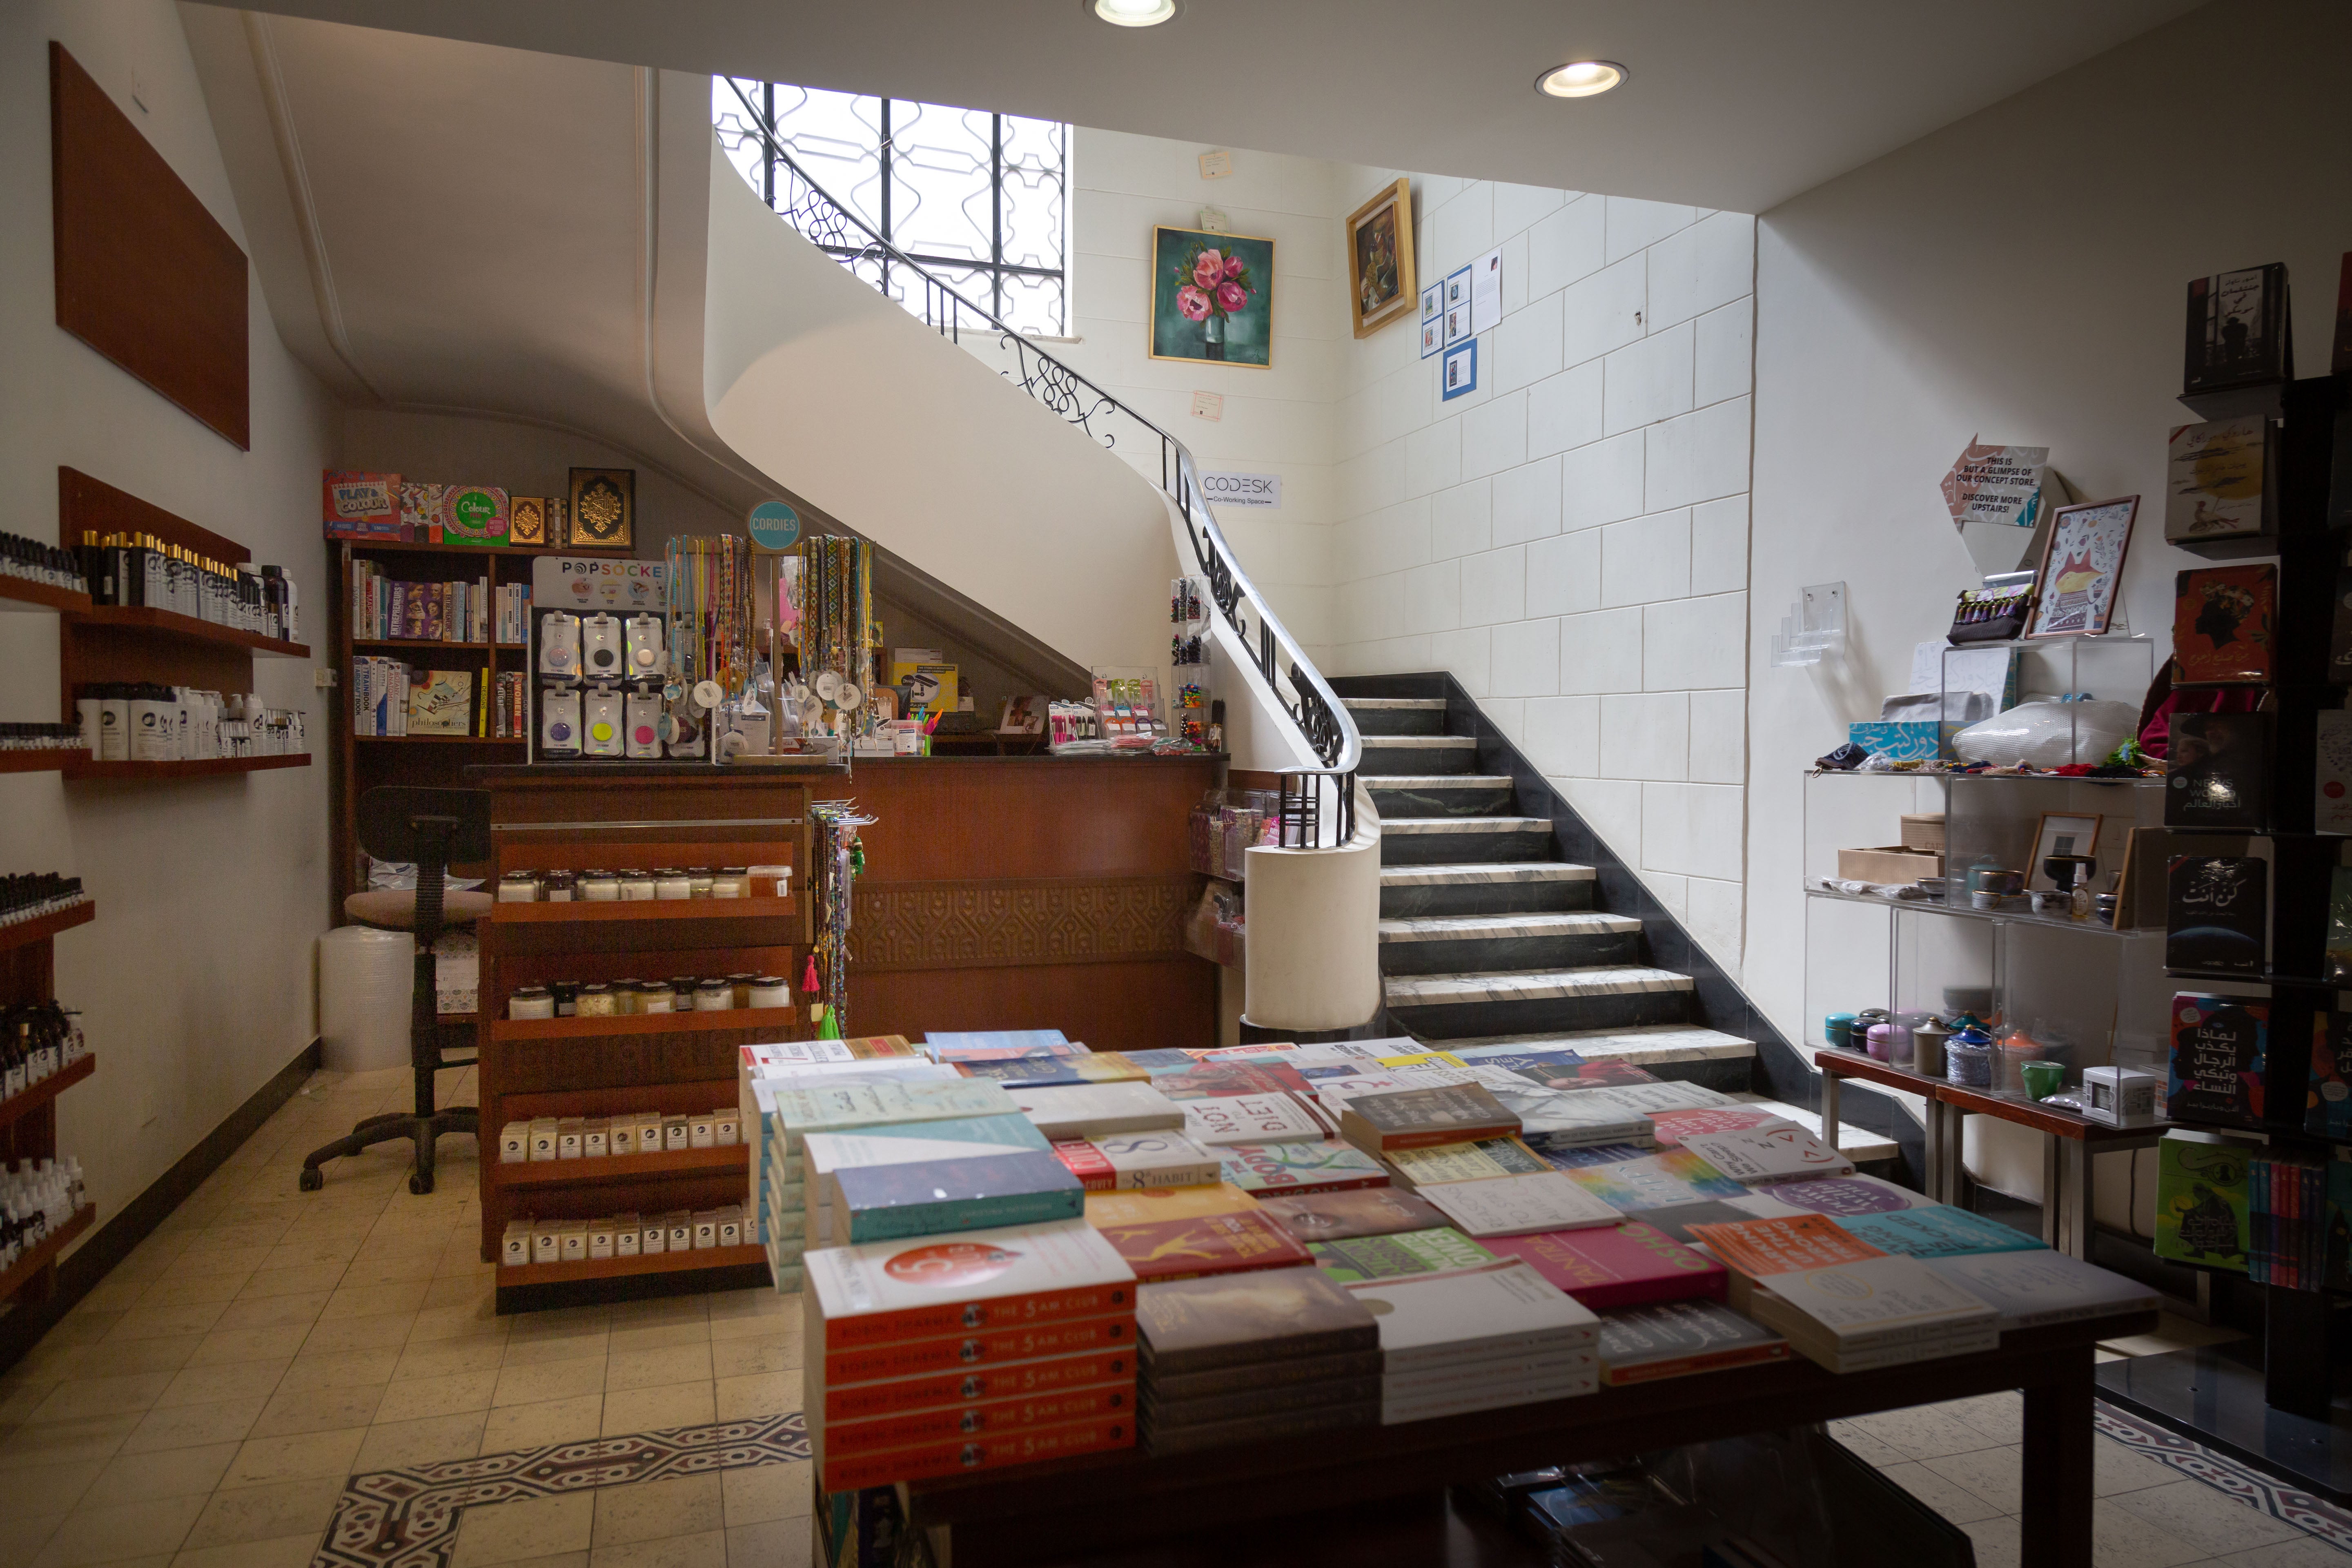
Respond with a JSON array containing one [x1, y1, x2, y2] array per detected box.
[[2, 1068, 2346, 1568], [0, 1067, 811, 1568]]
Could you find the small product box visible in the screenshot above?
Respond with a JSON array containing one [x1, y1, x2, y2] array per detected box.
[[615, 1213, 642, 1256], [499, 1123, 530, 1164], [692, 1211, 719, 1250], [529, 1118, 559, 1161], [716, 1207, 743, 1248], [584, 1118, 610, 1158], [501, 1221, 532, 1266], [558, 1222, 589, 1262], [557, 1117, 586, 1159], [664, 1116, 691, 1152], [2081, 1065, 2161, 1127], [637, 1111, 666, 1151], [666, 1213, 694, 1254], [714, 1109, 741, 1147], [641, 1218, 667, 1255], [532, 1226, 560, 1264], [689, 1113, 718, 1150], [587, 1219, 617, 1260], [610, 1120, 637, 1157]]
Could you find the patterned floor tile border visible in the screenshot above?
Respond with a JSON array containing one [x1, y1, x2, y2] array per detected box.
[[2095, 1399, 2352, 1553], [312, 1412, 811, 1568]]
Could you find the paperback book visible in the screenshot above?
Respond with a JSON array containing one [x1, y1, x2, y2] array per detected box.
[[831, 1151, 1084, 1244], [813, 1347, 1140, 1425], [2182, 263, 2291, 398], [1832, 1205, 2047, 1259], [922, 1030, 1070, 1060], [1684, 1215, 1886, 1305], [1561, 1149, 1747, 1213], [1049, 1132, 1221, 1191], [811, 1312, 1138, 1389], [1626, 1198, 1795, 1243], [957, 1054, 1148, 1087], [1595, 1298, 1791, 1385], [2165, 856, 2267, 974], [2164, 713, 2270, 830], [1483, 1221, 1728, 1308], [1343, 1260, 1599, 1372], [1134, 1265, 1378, 1375], [771, 1080, 1019, 1157], [1216, 1139, 1390, 1196], [820, 1380, 1135, 1461], [1670, 1123, 1854, 1185], [2305, 1013, 2352, 1139], [1747, 1174, 1940, 1217], [2317, 710, 2352, 836], [1923, 1251, 2160, 1331], [2165, 993, 2269, 1127], [819, 1414, 1133, 1493], [2165, 416, 2274, 545], [1255, 1186, 1448, 1242], [1470, 1080, 1657, 1150], [1422, 1172, 1626, 1236], [1309, 1226, 1497, 1284], [1385, 1136, 1550, 1188], [2153, 1134, 2252, 1273], [1150, 1063, 1315, 1100], [1535, 1143, 1657, 1170], [1180, 1091, 1330, 1146], [2174, 566, 2278, 686], [1646, 1106, 1794, 1148], [1143, 1347, 1383, 1403], [1337, 1082, 1520, 1153], [1007, 1082, 1186, 1139], [804, 1219, 1137, 1352]]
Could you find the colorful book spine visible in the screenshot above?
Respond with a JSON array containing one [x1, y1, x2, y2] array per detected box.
[[818, 1414, 1134, 1494], [821, 1381, 1135, 1458], [819, 1349, 1138, 1424]]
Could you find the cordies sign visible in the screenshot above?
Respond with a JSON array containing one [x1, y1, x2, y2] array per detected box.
[[1198, 470, 1282, 509]]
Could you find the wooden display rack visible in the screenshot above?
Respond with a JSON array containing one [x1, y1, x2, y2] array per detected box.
[[0, 901, 96, 1311], [472, 765, 828, 1312], [54, 468, 311, 780]]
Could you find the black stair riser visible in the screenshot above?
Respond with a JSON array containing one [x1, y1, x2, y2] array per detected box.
[[1379, 881, 1595, 918], [1361, 742, 1477, 776], [1389, 989, 1690, 1038], [1631, 1055, 1752, 1093], [1345, 706, 1448, 737], [1380, 831, 1553, 866], [1379, 930, 1641, 976], [1366, 783, 1514, 817]]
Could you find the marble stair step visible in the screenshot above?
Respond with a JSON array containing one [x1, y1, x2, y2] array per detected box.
[[1365, 775, 1515, 817], [1360, 735, 1479, 776], [1378, 911, 1642, 976], [1384, 964, 1695, 1040], [1341, 696, 1449, 736], [1379, 861, 1596, 917], [1379, 816, 1555, 865], [1432, 1024, 1755, 1089]]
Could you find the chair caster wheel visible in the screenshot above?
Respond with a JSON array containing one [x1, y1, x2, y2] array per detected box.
[[410, 1175, 431, 1196], [298, 1168, 323, 1192]]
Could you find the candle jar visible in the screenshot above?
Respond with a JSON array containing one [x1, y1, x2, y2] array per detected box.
[[575, 983, 617, 1018], [637, 981, 675, 1013], [610, 979, 641, 1016], [550, 981, 581, 1017], [748, 976, 791, 1009], [619, 872, 656, 902], [497, 872, 540, 903], [728, 972, 760, 1009], [508, 985, 554, 1020], [654, 869, 693, 901], [687, 867, 715, 899], [716, 867, 750, 899], [670, 976, 699, 1009], [541, 870, 577, 902], [579, 870, 619, 902], [694, 979, 735, 1011]]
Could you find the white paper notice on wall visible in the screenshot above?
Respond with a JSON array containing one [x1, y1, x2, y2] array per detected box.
[[1469, 247, 1503, 334], [1198, 149, 1233, 180], [1200, 471, 1282, 509], [1191, 391, 1224, 421]]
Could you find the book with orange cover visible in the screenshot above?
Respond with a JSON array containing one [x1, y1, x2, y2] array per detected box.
[[805, 1220, 1135, 1351], [816, 1347, 1137, 1423], [819, 1412, 1136, 1492], [820, 1380, 1135, 1459], [814, 1314, 1137, 1387], [1082, 1182, 1258, 1228], [1684, 1214, 1885, 1307], [2174, 565, 2277, 686], [1094, 1208, 1314, 1283]]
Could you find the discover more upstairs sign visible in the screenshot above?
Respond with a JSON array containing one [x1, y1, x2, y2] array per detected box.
[[1198, 470, 1282, 510], [1940, 437, 2051, 531]]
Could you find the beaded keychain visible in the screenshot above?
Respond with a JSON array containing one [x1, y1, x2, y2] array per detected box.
[[806, 798, 873, 1036]]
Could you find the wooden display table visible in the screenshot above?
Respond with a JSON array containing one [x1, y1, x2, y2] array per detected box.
[[1816, 1048, 2171, 1258], [902, 1312, 2153, 1568]]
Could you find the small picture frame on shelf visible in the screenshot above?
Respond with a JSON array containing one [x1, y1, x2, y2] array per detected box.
[[2026, 811, 2103, 893], [2025, 496, 2137, 638], [508, 496, 549, 547], [566, 468, 635, 550]]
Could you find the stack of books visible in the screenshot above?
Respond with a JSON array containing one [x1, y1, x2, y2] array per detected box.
[[1049, 1131, 1222, 1190], [1136, 1267, 1381, 1453], [1005, 1081, 1187, 1140], [1342, 1258, 1601, 1422], [804, 1218, 1139, 1491], [1672, 1123, 1855, 1185], [1337, 1082, 1521, 1154], [1689, 1216, 1997, 1371], [1256, 1185, 1447, 1242], [1214, 1138, 1390, 1196], [1594, 1298, 1790, 1384], [737, 1036, 934, 1240], [1083, 1184, 1313, 1282]]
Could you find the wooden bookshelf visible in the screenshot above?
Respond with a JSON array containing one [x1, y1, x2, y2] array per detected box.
[[0, 578, 94, 616], [490, 898, 797, 926], [66, 604, 308, 659], [0, 1055, 96, 1135], [0, 752, 74, 775], [496, 1241, 764, 1289], [488, 1005, 802, 1044], [352, 735, 529, 746], [65, 755, 309, 780], [492, 1145, 747, 1189], [0, 1205, 96, 1306], [0, 902, 95, 956]]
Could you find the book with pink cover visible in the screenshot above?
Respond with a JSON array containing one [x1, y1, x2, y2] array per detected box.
[[1484, 1221, 1728, 1309]]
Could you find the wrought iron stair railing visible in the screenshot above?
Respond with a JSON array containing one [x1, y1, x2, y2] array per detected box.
[[715, 79, 1359, 847]]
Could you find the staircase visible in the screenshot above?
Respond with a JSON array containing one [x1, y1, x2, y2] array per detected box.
[[1339, 686, 1757, 1090]]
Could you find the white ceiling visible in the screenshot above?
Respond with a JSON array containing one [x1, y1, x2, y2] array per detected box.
[[195, 0, 2204, 212]]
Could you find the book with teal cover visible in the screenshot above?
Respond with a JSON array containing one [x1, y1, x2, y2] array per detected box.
[[1308, 1226, 1496, 1283], [1561, 1150, 1746, 1212], [833, 1150, 1085, 1242], [771, 1080, 1020, 1153], [1833, 1205, 2047, 1259]]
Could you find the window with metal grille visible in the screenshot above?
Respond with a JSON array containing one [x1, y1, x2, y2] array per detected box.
[[715, 78, 1070, 337]]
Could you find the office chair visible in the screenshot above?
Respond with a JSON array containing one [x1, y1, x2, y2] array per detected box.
[[300, 786, 493, 1195]]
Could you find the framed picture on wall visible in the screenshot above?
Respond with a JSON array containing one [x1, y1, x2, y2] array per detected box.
[[1345, 178, 1416, 339], [1149, 226, 1274, 368], [2025, 495, 2138, 638], [1441, 338, 1478, 401]]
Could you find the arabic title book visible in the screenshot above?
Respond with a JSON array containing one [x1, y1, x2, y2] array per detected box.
[[1595, 1298, 1791, 1385], [2165, 993, 2269, 1126], [1484, 1221, 1727, 1309], [1254, 1185, 1446, 1243], [1216, 1138, 1390, 1196], [2182, 264, 2290, 396], [2154, 1134, 2251, 1273], [2165, 712, 2269, 830], [804, 1218, 1136, 1352], [832, 1151, 1085, 1243], [1007, 1081, 1186, 1139], [2173, 565, 2277, 685], [1133, 1265, 1379, 1374], [1831, 1205, 2047, 1259], [1423, 1172, 1626, 1236], [1309, 1226, 1497, 1284], [2165, 416, 2274, 544], [1671, 1123, 1855, 1184]]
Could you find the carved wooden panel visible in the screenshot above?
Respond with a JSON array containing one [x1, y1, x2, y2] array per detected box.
[[849, 877, 1194, 971]]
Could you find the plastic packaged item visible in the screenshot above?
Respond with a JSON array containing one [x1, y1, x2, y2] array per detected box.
[[1946, 1027, 1995, 1089], [745, 864, 790, 898], [1950, 697, 2138, 769]]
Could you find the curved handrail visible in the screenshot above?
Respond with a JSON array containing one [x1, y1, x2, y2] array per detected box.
[[714, 80, 1359, 842]]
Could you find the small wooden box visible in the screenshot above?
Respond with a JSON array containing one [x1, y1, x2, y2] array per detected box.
[[1838, 845, 1943, 884]]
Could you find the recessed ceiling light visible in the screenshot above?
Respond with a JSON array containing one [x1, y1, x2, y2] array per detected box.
[[1093, 0, 1178, 26], [1537, 60, 1626, 98]]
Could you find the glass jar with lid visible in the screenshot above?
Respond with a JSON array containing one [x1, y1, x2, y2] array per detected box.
[[610, 978, 641, 1016], [619, 872, 657, 902], [747, 976, 791, 1010], [715, 867, 750, 899], [508, 985, 555, 1020], [636, 980, 675, 1013], [551, 981, 581, 1016], [687, 867, 715, 899], [726, 972, 760, 1009], [670, 976, 699, 1008], [654, 869, 693, 901], [541, 870, 577, 902], [579, 870, 620, 902], [693, 978, 735, 1011], [575, 982, 618, 1017], [497, 871, 540, 903]]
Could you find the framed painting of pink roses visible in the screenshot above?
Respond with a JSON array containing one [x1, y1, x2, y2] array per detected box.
[[1149, 226, 1274, 368]]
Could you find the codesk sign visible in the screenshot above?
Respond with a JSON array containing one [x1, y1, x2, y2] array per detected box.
[[1198, 470, 1281, 509]]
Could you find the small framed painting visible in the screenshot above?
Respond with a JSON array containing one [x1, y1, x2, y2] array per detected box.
[[1420, 313, 1442, 359], [1444, 265, 1470, 310], [1345, 177, 1416, 339], [1150, 226, 1274, 369], [2025, 495, 2138, 638], [2027, 812, 2104, 891], [1441, 338, 1477, 401], [1421, 280, 1443, 324], [1443, 299, 1471, 347]]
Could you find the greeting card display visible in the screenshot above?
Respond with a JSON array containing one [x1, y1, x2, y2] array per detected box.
[[2173, 566, 2276, 685]]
